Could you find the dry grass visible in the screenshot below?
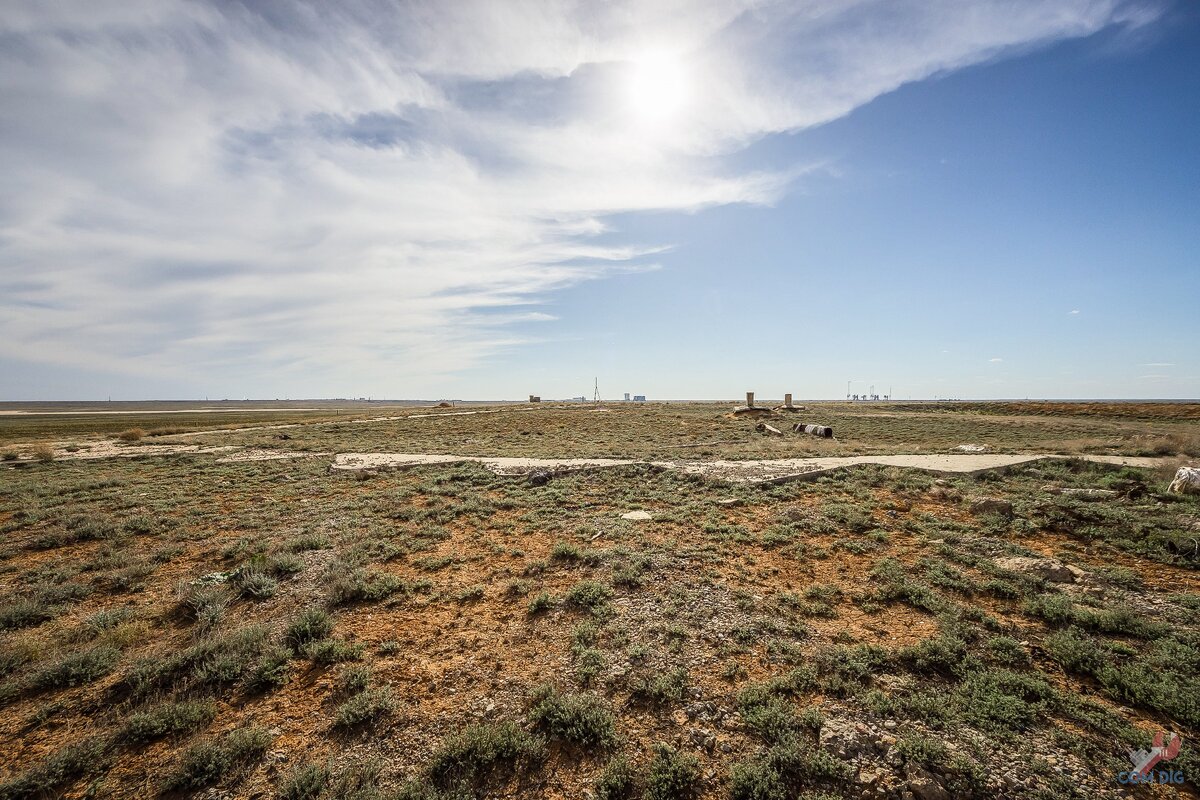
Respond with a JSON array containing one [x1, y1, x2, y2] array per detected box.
[[0, 405, 1196, 799], [116, 428, 146, 442]]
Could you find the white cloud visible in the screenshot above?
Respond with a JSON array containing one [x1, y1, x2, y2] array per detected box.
[[1068, 309, 1080, 314], [1141, 362, 1174, 367], [989, 357, 1004, 363], [0, 1, 1158, 395]]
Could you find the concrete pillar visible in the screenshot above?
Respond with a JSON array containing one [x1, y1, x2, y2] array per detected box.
[[784, 393, 793, 408], [746, 391, 755, 408]]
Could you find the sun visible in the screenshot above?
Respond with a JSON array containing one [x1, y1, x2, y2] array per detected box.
[[626, 51, 689, 127]]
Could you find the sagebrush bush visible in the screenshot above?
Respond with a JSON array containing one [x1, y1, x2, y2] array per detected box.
[[527, 684, 618, 747], [286, 608, 333, 647], [645, 744, 700, 800], [334, 686, 395, 728], [123, 700, 216, 743], [427, 722, 544, 791], [166, 726, 272, 790], [31, 646, 120, 689]]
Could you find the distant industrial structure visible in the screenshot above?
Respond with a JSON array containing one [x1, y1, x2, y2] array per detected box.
[[633, 395, 646, 401], [528, 395, 540, 403], [624, 392, 630, 401]]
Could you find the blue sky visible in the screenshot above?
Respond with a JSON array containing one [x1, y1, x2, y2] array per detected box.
[[1, 1, 1196, 400]]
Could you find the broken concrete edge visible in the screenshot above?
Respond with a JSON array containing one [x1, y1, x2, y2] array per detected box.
[[325, 453, 1092, 486]]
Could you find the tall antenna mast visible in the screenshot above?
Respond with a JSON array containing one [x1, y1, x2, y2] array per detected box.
[[593, 377, 599, 404]]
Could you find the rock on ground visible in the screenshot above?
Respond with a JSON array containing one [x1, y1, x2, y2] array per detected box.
[[1168, 466, 1200, 495]]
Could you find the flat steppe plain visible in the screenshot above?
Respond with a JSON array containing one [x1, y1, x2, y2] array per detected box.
[[0, 401, 1197, 799]]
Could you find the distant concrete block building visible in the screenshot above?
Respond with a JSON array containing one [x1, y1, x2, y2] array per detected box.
[[624, 392, 631, 401], [633, 395, 646, 401], [528, 395, 541, 403]]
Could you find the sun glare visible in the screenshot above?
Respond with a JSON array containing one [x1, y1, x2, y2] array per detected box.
[[627, 51, 689, 127]]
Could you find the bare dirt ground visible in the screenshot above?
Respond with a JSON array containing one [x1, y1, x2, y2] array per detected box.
[[0, 402, 1197, 800]]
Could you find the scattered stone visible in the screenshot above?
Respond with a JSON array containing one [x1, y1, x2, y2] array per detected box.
[[969, 497, 1014, 518], [715, 498, 742, 506], [955, 444, 987, 453], [192, 571, 233, 585], [905, 764, 951, 800], [994, 556, 1076, 583], [527, 470, 551, 486], [819, 717, 880, 759], [621, 510, 652, 521]]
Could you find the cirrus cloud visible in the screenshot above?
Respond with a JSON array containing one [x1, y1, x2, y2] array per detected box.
[[0, 0, 1159, 396]]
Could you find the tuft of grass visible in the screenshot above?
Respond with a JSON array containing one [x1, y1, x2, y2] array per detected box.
[[178, 583, 229, 631], [0, 736, 109, 799], [527, 592, 556, 615], [122, 699, 216, 744], [527, 684, 618, 748], [285, 607, 334, 648], [234, 568, 279, 599], [328, 566, 406, 605], [303, 638, 364, 664], [594, 755, 637, 800], [565, 580, 613, 615], [33, 443, 55, 462], [427, 722, 545, 792], [245, 645, 293, 693], [645, 743, 700, 800], [0, 597, 54, 631], [334, 686, 396, 729], [165, 726, 272, 791], [117, 428, 146, 442], [30, 646, 120, 690], [279, 762, 330, 800]]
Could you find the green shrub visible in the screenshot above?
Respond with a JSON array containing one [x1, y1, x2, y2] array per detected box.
[[328, 567, 405, 605], [428, 722, 545, 791], [645, 743, 700, 800], [0, 598, 53, 631], [527, 685, 618, 747], [31, 647, 119, 689], [954, 669, 1056, 732], [303, 638, 364, 664], [630, 667, 688, 707], [566, 580, 612, 614], [166, 726, 272, 790], [0, 737, 109, 799], [594, 755, 637, 800], [123, 700, 216, 743], [234, 568, 278, 599], [245, 645, 293, 693], [337, 664, 373, 695], [334, 686, 395, 729], [898, 634, 977, 677], [730, 739, 850, 800], [278, 762, 330, 800], [527, 592, 556, 615], [286, 608, 334, 648]]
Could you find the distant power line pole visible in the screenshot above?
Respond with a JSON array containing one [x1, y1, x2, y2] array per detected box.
[[593, 377, 599, 404]]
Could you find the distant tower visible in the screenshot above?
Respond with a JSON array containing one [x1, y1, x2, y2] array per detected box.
[[594, 377, 600, 403]]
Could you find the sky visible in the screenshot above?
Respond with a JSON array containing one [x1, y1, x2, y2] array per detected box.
[[1, 1, 1197, 401]]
